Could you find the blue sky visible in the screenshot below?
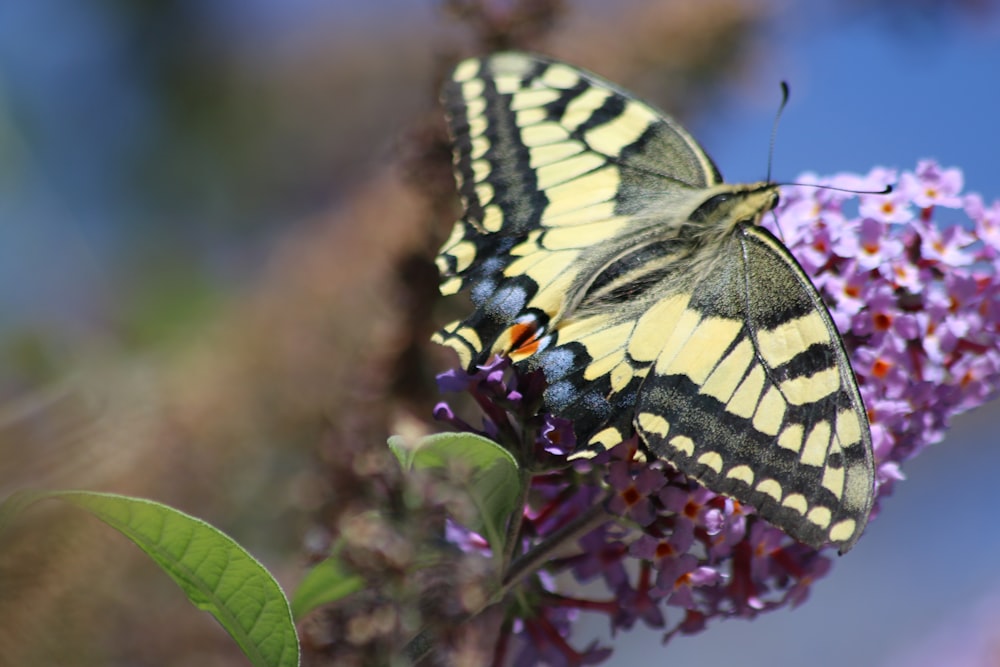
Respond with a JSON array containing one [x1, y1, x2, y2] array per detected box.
[[700, 6, 1000, 195]]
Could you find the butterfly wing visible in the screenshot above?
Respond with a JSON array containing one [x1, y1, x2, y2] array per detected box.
[[433, 52, 875, 552], [634, 224, 874, 552], [434, 52, 722, 369]]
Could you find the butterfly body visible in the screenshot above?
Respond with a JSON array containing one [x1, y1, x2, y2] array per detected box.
[[433, 52, 875, 553]]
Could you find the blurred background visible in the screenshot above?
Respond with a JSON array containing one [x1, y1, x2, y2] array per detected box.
[[1, 0, 999, 665]]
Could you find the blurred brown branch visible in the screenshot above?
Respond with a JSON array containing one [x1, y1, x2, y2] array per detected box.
[[0, 1, 775, 664]]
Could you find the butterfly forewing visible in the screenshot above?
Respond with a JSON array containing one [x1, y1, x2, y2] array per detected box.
[[435, 53, 723, 369], [433, 52, 875, 552]]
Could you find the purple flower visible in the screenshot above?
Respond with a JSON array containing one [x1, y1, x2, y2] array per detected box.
[[560, 526, 629, 591], [899, 160, 964, 209], [604, 460, 666, 527], [916, 219, 976, 266], [433, 160, 1000, 664], [445, 518, 492, 556], [539, 415, 577, 456], [612, 562, 667, 631], [833, 217, 904, 269], [859, 176, 913, 224], [966, 193, 1000, 253], [665, 563, 722, 610]]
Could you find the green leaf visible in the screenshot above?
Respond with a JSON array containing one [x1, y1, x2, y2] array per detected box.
[[387, 432, 521, 551], [0, 490, 299, 667], [387, 434, 414, 469], [290, 541, 364, 620]]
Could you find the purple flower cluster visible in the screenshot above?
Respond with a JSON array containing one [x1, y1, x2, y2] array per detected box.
[[773, 160, 999, 492], [434, 160, 1000, 666]]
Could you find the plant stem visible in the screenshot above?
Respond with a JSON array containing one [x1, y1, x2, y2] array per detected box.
[[501, 496, 612, 590]]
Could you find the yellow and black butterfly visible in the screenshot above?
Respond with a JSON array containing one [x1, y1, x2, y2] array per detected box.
[[432, 52, 875, 553]]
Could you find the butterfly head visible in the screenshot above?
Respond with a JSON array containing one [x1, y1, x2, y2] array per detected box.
[[685, 182, 781, 249], [691, 182, 779, 225]]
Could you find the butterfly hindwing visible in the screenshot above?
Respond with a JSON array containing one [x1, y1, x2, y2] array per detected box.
[[433, 52, 876, 552], [634, 225, 874, 551]]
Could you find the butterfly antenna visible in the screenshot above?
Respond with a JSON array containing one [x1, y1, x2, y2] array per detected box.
[[785, 182, 894, 195], [768, 82, 892, 197], [766, 81, 790, 184], [766, 82, 791, 241]]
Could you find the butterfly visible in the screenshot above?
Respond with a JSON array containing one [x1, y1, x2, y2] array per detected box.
[[432, 52, 874, 553]]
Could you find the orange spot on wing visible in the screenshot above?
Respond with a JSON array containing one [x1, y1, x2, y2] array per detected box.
[[507, 320, 542, 360]]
